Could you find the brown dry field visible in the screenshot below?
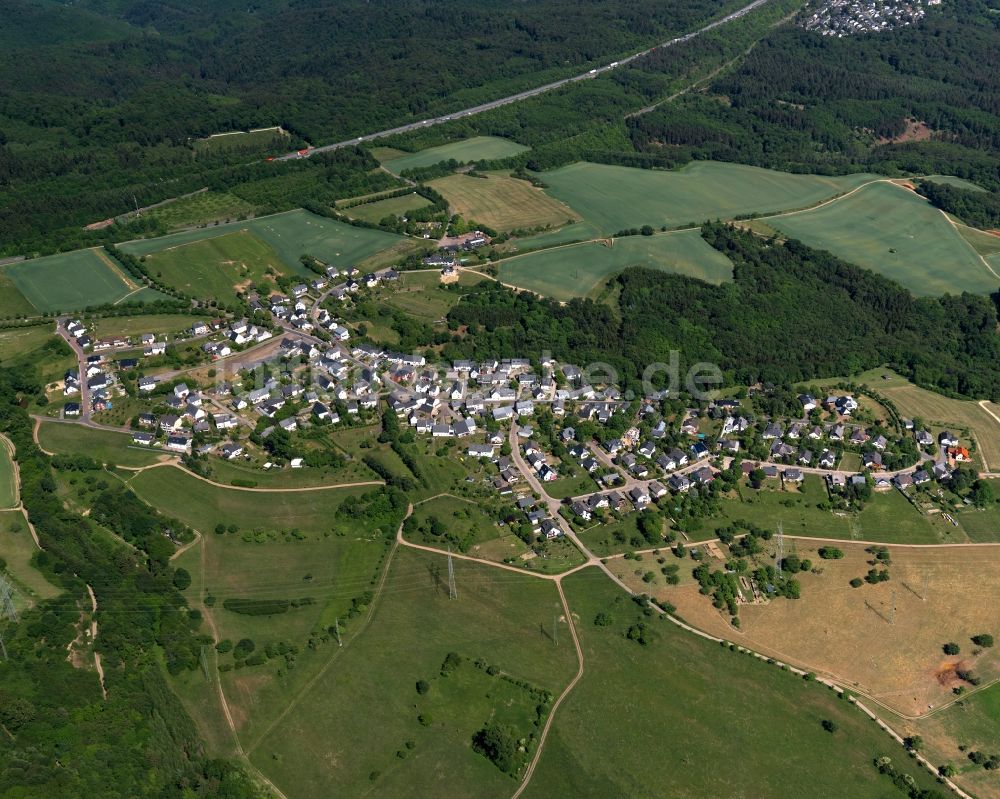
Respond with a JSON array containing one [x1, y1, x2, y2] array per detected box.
[[612, 540, 1000, 717]]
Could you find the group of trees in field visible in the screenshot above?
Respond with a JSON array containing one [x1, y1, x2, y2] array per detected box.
[[444, 223, 1000, 401]]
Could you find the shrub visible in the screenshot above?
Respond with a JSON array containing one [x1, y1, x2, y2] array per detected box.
[[416, 680, 430, 695], [943, 642, 960, 655], [971, 633, 994, 648], [821, 719, 838, 733]]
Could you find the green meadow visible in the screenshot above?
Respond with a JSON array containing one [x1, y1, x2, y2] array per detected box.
[[771, 181, 1000, 296]]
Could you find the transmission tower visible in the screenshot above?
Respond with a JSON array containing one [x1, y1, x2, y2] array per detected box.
[[447, 547, 457, 600], [775, 522, 784, 573], [889, 589, 897, 626], [0, 575, 17, 623], [553, 611, 559, 647], [921, 573, 929, 601], [0, 632, 6, 661], [334, 618, 342, 647]]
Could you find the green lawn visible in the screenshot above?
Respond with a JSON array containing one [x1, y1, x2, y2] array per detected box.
[[500, 229, 733, 300], [522, 568, 943, 799], [540, 161, 878, 235], [247, 548, 577, 798], [5, 248, 140, 312], [138, 230, 290, 303], [345, 193, 433, 224], [382, 136, 529, 174], [407, 494, 507, 552], [956, 504, 1000, 543], [36, 422, 165, 468], [771, 182, 999, 296], [0, 511, 61, 611], [0, 269, 37, 318]]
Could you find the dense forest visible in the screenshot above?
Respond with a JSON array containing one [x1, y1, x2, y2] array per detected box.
[[446, 223, 1000, 398], [0, 0, 738, 254], [0, 366, 264, 797], [628, 0, 1000, 193]]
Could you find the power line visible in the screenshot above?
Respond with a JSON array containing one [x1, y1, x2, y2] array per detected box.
[[0, 574, 18, 623], [447, 547, 457, 600]]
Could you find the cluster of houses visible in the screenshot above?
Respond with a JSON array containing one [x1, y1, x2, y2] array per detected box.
[[800, 0, 937, 37]]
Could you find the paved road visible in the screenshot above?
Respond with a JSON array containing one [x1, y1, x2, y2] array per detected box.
[[277, 0, 774, 161]]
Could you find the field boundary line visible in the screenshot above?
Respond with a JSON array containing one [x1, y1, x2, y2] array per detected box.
[[511, 577, 584, 799], [94, 247, 140, 291], [939, 210, 1000, 281], [244, 504, 412, 757]]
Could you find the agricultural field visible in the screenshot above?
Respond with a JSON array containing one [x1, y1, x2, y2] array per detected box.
[[638, 542, 1000, 717], [499, 229, 733, 300], [381, 136, 529, 174], [0, 269, 36, 318], [5, 248, 148, 312], [121, 210, 408, 276], [246, 548, 578, 798], [540, 161, 878, 235], [0, 437, 16, 509], [770, 182, 999, 295], [428, 172, 579, 232], [143, 191, 257, 230], [35, 422, 166, 468], [504, 221, 604, 252], [344, 193, 433, 224], [904, 682, 1000, 799], [0, 511, 60, 613], [921, 175, 986, 192], [955, 223, 1000, 258], [521, 568, 943, 798], [135, 230, 287, 303]]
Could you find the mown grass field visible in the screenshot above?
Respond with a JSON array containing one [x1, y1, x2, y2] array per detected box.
[[90, 313, 204, 340], [36, 422, 166, 468], [5, 248, 140, 312], [345, 192, 433, 224], [429, 172, 579, 232], [0, 511, 61, 612], [144, 191, 256, 230], [500, 229, 733, 300], [521, 568, 942, 798], [0, 269, 37, 318], [0, 326, 58, 365], [540, 161, 877, 234], [121, 209, 407, 275], [504, 221, 604, 252], [702, 476, 943, 545], [378, 269, 486, 321], [905, 682, 1000, 799], [649, 542, 1000, 718], [770, 182, 999, 295], [248, 548, 577, 798], [128, 466, 365, 535], [138, 230, 287, 302], [381, 136, 529, 174], [172, 503, 388, 747]]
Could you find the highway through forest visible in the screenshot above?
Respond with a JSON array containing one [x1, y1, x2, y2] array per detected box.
[[277, 0, 774, 161]]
